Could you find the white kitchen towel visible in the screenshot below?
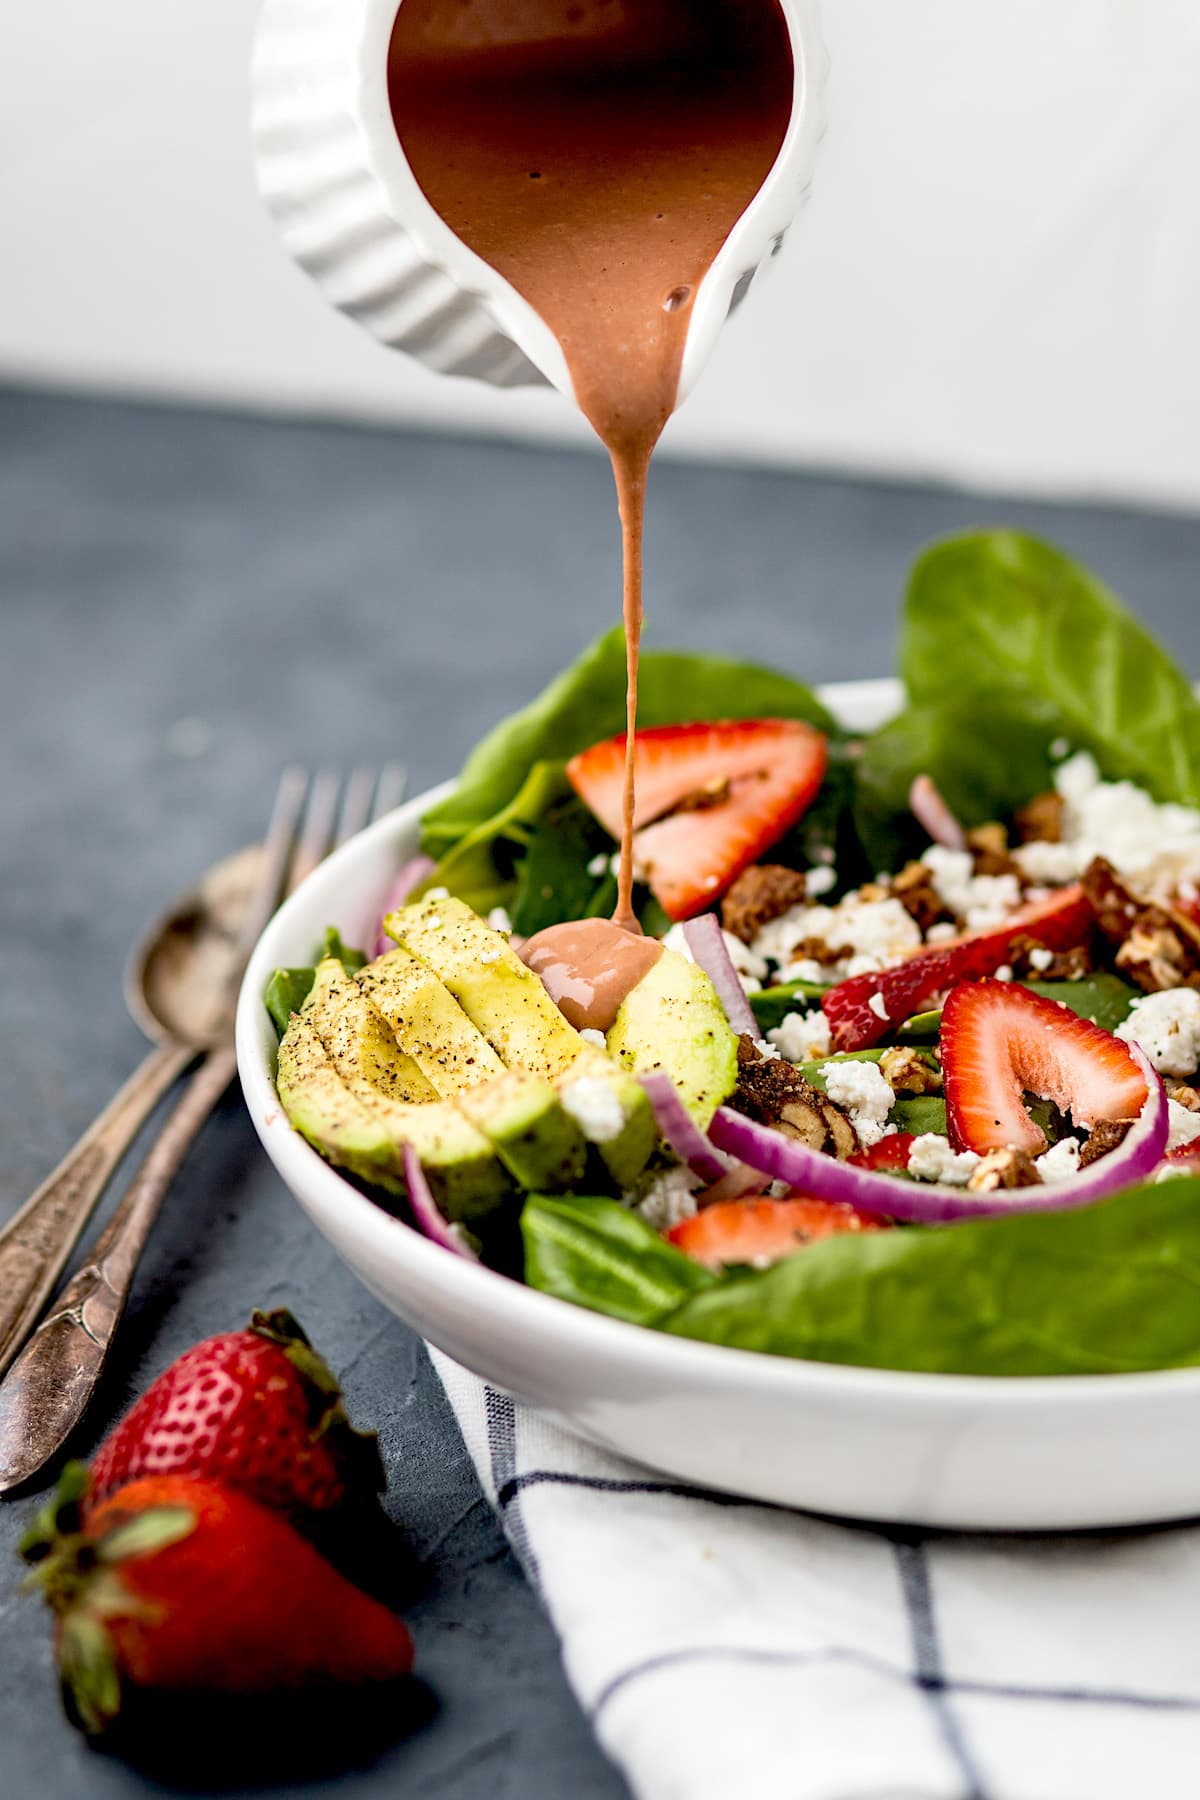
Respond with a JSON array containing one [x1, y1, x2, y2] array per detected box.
[[430, 1348, 1200, 1800]]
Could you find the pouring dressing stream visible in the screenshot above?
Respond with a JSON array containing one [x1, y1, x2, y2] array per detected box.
[[388, 0, 794, 1017]]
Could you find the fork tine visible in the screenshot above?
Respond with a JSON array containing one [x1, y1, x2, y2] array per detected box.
[[371, 763, 408, 823], [287, 769, 340, 895], [335, 766, 377, 848], [233, 767, 309, 961]]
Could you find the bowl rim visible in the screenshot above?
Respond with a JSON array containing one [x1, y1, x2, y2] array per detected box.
[[235, 676, 1200, 1408]]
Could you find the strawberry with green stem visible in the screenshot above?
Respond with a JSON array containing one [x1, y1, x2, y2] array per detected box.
[[22, 1466, 413, 1736]]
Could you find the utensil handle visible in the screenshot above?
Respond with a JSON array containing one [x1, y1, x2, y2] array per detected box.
[[0, 1039, 196, 1379], [0, 1044, 237, 1495]]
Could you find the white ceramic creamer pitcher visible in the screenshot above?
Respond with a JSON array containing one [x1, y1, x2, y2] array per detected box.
[[252, 0, 827, 407]]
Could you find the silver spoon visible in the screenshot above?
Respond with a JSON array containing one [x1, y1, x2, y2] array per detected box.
[[0, 834, 279, 1383]]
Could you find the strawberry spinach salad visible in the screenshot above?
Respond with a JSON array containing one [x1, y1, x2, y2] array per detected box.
[[267, 531, 1200, 1376]]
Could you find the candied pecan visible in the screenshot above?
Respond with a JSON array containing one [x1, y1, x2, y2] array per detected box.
[[1116, 928, 1200, 993], [1015, 791, 1065, 845], [892, 860, 952, 935], [1083, 859, 1200, 994], [729, 1047, 857, 1160], [1168, 1085, 1200, 1116], [878, 1047, 943, 1095], [721, 863, 810, 944], [966, 822, 1016, 878], [1078, 1119, 1134, 1169], [966, 1148, 1043, 1193], [1007, 938, 1095, 981], [856, 882, 891, 905]]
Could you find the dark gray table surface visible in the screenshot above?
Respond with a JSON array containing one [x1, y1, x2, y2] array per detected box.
[[2, 383, 1199, 1799]]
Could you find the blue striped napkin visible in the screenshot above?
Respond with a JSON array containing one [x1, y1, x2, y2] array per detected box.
[[430, 1349, 1200, 1800]]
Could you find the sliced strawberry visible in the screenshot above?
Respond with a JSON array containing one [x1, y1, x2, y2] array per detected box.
[[566, 719, 827, 921], [1165, 1142, 1200, 1168], [941, 979, 1148, 1155], [667, 1195, 886, 1271], [823, 884, 1092, 1051], [848, 1132, 915, 1172]]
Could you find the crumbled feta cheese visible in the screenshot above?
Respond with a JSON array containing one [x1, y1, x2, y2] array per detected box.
[[1036, 1135, 1082, 1183], [479, 949, 501, 965], [805, 865, 837, 898], [785, 959, 827, 984], [1166, 1099, 1200, 1152], [819, 1059, 896, 1149], [1117, 988, 1200, 1078], [768, 1009, 832, 1064], [1014, 751, 1200, 895], [560, 1077, 625, 1144], [587, 852, 609, 877], [907, 1134, 981, 1185], [921, 846, 1022, 932], [1013, 840, 1081, 886], [578, 1028, 607, 1049], [634, 1167, 700, 1232], [426, 886, 450, 901], [753, 895, 921, 975], [1028, 946, 1055, 973], [723, 932, 769, 983], [995, 964, 1013, 982], [486, 906, 512, 934], [926, 922, 959, 944], [868, 992, 890, 1022], [754, 1038, 781, 1061]]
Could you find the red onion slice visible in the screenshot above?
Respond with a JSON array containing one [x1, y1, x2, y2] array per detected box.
[[910, 774, 967, 850], [402, 1143, 477, 1258], [708, 1045, 1167, 1223], [682, 913, 758, 1037], [640, 1072, 731, 1184], [372, 856, 437, 958]]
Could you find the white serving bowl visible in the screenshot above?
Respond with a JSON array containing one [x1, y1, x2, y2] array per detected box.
[[236, 679, 1200, 1531]]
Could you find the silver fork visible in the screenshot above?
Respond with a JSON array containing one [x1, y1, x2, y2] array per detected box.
[[0, 764, 406, 1495]]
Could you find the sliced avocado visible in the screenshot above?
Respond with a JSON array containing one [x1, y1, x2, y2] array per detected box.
[[277, 1014, 403, 1192], [559, 1042, 658, 1190], [304, 958, 440, 1105], [606, 947, 739, 1128], [318, 950, 584, 1193], [392, 895, 657, 1188], [388, 894, 580, 1079], [289, 970, 509, 1221], [457, 1069, 588, 1191], [356, 944, 505, 1097]]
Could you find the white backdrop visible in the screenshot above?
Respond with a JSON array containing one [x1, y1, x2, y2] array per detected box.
[[3, 1, 1199, 507]]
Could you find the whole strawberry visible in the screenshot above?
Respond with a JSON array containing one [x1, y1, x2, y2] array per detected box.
[[21, 1468, 413, 1734], [88, 1310, 382, 1522]]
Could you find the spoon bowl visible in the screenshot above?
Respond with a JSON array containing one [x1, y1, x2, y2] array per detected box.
[[125, 844, 267, 1048]]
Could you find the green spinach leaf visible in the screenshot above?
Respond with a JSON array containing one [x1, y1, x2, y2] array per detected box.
[[889, 1097, 948, 1135], [265, 968, 316, 1039], [522, 1193, 715, 1325], [510, 793, 615, 937], [662, 1177, 1200, 1375], [857, 532, 1200, 849], [420, 761, 571, 918]]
